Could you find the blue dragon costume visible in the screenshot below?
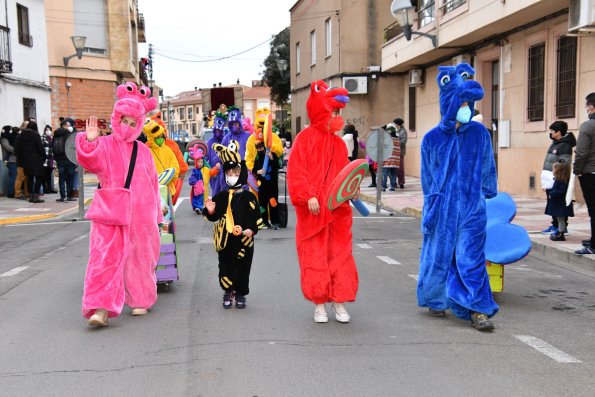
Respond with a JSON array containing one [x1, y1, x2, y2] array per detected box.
[[417, 63, 499, 325]]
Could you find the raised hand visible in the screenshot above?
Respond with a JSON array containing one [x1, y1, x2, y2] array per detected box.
[[85, 116, 100, 142]]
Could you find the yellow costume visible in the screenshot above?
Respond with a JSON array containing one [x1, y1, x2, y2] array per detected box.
[[144, 121, 180, 196], [245, 108, 283, 171]]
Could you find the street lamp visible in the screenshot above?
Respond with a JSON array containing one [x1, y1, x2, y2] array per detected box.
[[62, 35, 86, 221], [390, 0, 437, 47], [63, 35, 87, 116]]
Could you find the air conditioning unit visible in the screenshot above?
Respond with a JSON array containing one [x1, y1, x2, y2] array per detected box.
[[452, 54, 472, 66], [409, 68, 424, 87], [568, 0, 595, 32], [342, 76, 368, 94]]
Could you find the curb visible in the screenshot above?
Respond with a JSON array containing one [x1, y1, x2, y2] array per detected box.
[[359, 194, 595, 274], [0, 198, 93, 226]]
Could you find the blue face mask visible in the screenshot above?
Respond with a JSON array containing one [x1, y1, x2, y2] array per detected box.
[[456, 105, 472, 124]]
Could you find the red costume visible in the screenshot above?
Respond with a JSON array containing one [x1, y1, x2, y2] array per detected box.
[[287, 81, 358, 304]]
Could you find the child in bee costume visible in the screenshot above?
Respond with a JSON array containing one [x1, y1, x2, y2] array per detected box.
[[202, 140, 264, 309]]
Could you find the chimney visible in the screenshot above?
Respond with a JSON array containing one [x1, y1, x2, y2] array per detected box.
[[218, 82, 222, 87], [194, 86, 197, 90], [213, 83, 216, 87], [237, 78, 240, 84]]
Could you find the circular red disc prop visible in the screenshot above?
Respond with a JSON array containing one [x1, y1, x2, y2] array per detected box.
[[327, 159, 368, 210]]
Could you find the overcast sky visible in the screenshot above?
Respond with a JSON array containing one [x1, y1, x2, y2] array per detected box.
[[139, 0, 296, 97]]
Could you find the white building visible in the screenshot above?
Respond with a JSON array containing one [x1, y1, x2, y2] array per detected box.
[[0, 0, 51, 129]]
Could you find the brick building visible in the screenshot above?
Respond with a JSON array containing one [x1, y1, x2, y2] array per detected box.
[[45, 0, 147, 131]]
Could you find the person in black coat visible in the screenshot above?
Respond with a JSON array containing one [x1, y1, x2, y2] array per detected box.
[[52, 119, 77, 202], [545, 162, 574, 241], [14, 121, 46, 203]]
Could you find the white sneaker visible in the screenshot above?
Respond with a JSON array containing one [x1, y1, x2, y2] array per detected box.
[[88, 308, 108, 327], [131, 308, 148, 316], [331, 302, 350, 323], [314, 304, 328, 323]]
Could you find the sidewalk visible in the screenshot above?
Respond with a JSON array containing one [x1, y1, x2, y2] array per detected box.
[[359, 175, 595, 273], [0, 174, 97, 225]]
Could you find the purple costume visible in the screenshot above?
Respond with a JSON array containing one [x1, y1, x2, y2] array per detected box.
[[220, 107, 250, 191], [207, 114, 226, 197]]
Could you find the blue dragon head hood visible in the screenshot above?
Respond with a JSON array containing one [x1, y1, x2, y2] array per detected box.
[[213, 112, 227, 140], [437, 63, 484, 133], [227, 106, 243, 135]]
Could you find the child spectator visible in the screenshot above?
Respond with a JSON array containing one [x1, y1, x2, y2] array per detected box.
[[546, 162, 574, 241]]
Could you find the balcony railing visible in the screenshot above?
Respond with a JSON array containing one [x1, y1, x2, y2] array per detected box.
[[418, 0, 435, 28], [18, 31, 32, 47], [383, 20, 403, 43], [0, 26, 12, 73], [440, 0, 466, 15]]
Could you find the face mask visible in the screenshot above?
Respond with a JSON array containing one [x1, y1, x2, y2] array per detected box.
[[67, 126, 74, 133], [155, 137, 165, 146], [456, 106, 472, 124], [45, 130, 52, 135], [549, 133, 554, 140], [226, 175, 239, 187], [329, 115, 344, 133]]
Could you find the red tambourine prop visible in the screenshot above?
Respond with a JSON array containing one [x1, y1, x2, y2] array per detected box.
[[327, 159, 370, 216]]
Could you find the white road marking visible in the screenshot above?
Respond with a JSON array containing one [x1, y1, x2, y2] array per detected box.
[[0, 266, 29, 277], [377, 256, 401, 265], [6, 220, 90, 227], [356, 243, 372, 249], [14, 208, 51, 212], [173, 197, 187, 213], [408, 274, 419, 281], [514, 335, 581, 363]]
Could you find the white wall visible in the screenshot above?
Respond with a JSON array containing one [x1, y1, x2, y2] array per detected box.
[[0, 0, 51, 127]]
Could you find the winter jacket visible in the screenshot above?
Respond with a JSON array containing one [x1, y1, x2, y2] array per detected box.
[[41, 134, 55, 168], [542, 132, 576, 171], [1, 132, 16, 163], [52, 127, 75, 166], [545, 180, 574, 218], [397, 126, 408, 156], [574, 113, 595, 175], [14, 128, 46, 176]]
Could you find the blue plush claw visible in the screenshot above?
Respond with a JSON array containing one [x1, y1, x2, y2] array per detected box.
[[485, 192, 531, 264], [351, 199, 369, 216], [334, 95, 349, 104]]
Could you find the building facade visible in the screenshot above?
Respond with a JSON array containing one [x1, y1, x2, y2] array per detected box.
[[0, 0, 51, 128], [289, 0, 404, 140], [45, 0, 146, 130], [382, 0, 595, 198]]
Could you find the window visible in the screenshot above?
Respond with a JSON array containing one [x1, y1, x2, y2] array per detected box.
[[440, 0, 466, 15], [162, 109, 167, 122], [179, 107, 185, 120], [191, 123, 197, 134], [16, 4, 32, 47], [74, 0, 107, 55], [310, 31, 316, 66], [257, 100, 270, 110], [417, 0, 435, 28], [187, 106, 194, 120], [296, 42, 301, 74], [408, 87, 416, 132], [527, 42, 545, 122], [296, 116, 302, 134], [556, 36, 577, 119], [325, 18, 332, 57], [23, 98, 36, 121]]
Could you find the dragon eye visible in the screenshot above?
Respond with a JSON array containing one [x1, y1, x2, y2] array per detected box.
[[139, 88, 146, 95], [460, 71, 471, 80], [440, 75, 450, 85], [314, 84, 320, 93], [228, 142, 237, 152], [126, 85, 133, 92]]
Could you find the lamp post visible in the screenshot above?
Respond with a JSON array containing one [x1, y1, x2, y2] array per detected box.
[[390, 0, 437, 47], [63, 35, 87, 116], [62, 35, 86, 220]]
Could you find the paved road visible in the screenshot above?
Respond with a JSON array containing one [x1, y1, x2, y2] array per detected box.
[[0, 189, 594, 396]]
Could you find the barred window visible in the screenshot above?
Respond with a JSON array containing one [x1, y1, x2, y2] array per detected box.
[[408, 86, 416, 132], [527, 42, 545, 122], [23, 98, 36, 121], [16, 4, 32, 47], [441, 0, 466, 15], [556, 36, 577, 119], [418, 0, 435, 28]]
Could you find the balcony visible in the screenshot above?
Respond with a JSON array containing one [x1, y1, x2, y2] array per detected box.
[[137, 13, 146, 43], [0, 26, 12, 73], [382, 0, 567, 73], [383, 20, 403, 43]]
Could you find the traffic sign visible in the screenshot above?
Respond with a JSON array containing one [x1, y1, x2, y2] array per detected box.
[[365, 128, 393, 163]]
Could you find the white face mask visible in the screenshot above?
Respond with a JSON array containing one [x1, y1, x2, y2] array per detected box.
[[67, 126, 74, 133], [226, 175, 239, 187], [45, 130, 52, 135]]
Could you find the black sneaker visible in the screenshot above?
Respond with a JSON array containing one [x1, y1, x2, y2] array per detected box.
[[429, 308, 446, 317], [399, 184, 405, 189], [56, 197, 66, 202], [368, 183, 377, 188], [549, 233, 565, 241], [582, 240, 591, 247], [235, 295, 246, 309], [575, 246, 595, 255], [222, 292, 234, 309], [67, 197, 77, 201], [470, 312, 494, 331]]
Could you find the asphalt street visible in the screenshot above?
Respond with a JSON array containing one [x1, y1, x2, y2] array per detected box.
[[0, 185, 594, 396]]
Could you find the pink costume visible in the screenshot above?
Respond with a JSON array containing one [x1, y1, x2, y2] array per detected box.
[[76, 82, 162, 318]]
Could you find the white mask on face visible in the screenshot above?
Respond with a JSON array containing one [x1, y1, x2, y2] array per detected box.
[[226, 175, 239, 187], [45, 130, 52, 135], [67, 126, 74, 133]]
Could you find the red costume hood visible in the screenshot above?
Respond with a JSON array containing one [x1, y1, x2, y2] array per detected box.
[[306, 80, 349, 133]]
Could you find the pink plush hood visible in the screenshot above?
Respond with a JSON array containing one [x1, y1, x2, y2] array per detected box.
[[111, 82, 158, 142]]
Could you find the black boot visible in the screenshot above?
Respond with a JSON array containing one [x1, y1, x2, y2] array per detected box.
[[30, 194, 44, 203]]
